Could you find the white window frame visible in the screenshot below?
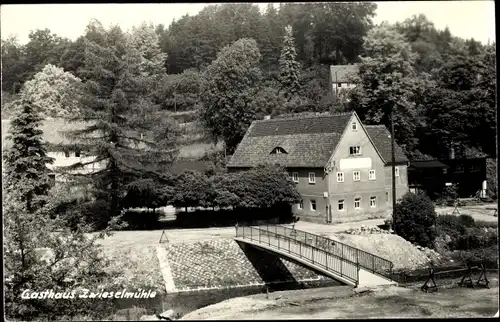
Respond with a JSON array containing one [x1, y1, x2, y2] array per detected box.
[[310, 199, 317, 211], [292, 172, 299, 183], [353, 171, 361, 182], [298, 200, 303, 210], [308, 172, 316, 184], [354, 197, 361, 209], [338, 199, 345, 211], [349, 146, 361, 155], [370, 196, 377, 208], [395, 167, 400, 177], [351, 121, 358, 131], [369, 169, 376, 180], [336, 172, 344, 183]]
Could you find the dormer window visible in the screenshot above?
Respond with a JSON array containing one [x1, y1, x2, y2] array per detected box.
[[270, 147, 287, 155]]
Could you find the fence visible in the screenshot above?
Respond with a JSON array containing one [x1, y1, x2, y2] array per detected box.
[[235, 225, 359, 285], [251, 224, 394, 279]]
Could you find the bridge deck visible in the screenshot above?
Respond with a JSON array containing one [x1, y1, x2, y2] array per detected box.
[[235, 225, 396, 288]]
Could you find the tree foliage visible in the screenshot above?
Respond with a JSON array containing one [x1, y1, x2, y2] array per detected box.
[[349, 24, 421, 154], [62, 20, 179, 229], [3, 97, 54, 212], [394, 192, 438, 248], [200, 38, 262, 153], [13, 64, 82, 118], [279, 25, 301, 99], [2, 94, 116, 320]]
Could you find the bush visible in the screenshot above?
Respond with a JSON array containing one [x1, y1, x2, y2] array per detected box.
[[458, 214, 476, 227], [394, 192, 437, 248], [450, 245, 499, 268], [435, 184, 459, 206], [120, 209, 164, 230], [474, 220, 498, 229]]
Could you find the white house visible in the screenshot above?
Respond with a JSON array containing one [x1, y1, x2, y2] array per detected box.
[[1, 118, 106, 185], [330, 65, 359, 98]]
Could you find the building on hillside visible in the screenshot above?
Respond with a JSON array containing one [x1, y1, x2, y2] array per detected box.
[[1, 118, 106, 186], [2, 118, 219, 188], [227, 112, 409, 224], [329, 65, 359, 98]]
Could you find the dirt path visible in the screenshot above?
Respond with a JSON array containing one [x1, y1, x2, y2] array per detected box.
[[181, 284, 499, 319], [96, 202, 497, 247]]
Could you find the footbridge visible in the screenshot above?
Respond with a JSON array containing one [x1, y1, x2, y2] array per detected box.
[[235, 225, 396, 288]]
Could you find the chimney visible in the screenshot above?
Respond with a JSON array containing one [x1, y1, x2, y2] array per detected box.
[[264, 115, 271, 120]]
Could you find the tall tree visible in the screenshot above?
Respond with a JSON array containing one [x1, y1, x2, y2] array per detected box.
[[3, 96, 54, 213], [128, 22, 167, 79], [279, 25, 301, 99], [349, 24, 420, 154], [201, 38, 262, 154], [3, 105, 116, 319], [63, 21, 179, 229]]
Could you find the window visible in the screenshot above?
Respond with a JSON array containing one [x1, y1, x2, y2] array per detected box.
[[386, 192, 389, 203], [455, 165, 464, 173], [336, 172, 344, 183], [354, 197, 361, 209], [369, 169, 376, 180], [370, 196, 377, 208], [308, 172, 316, 184], [292, 172, 299, 183], [271, 147, 287, 155], [395, 167, 400, 177], [298, 200, 303, 210], [349, 146, 361, 155], [353, 171, 360, 182], [338, 199, 345, 211], [310, 199, 317, 211], [338, 83, 342, 88], [75, 150, 81, 158], [64, 150, 70, 158], [351, 121, 358, 131]]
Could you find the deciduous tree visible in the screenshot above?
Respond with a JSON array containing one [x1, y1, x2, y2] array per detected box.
[[200, 38, 262, 154]]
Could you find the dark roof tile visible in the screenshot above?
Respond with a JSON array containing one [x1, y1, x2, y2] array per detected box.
[[364, 125, 409, 164]]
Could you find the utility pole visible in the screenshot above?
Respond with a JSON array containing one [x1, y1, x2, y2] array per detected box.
[[391, 107, 397, 232]]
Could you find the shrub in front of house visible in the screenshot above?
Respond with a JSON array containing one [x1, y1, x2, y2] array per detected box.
[[393, 192, 438, 248], [458, 214, 476, 227]]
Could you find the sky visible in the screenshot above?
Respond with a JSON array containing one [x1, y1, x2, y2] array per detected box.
[[0, 1, 496, 45]]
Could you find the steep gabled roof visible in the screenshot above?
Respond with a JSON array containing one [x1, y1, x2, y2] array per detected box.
[[330, 65, 359, 83], [227, 113, 352, 168], [364, 125, 409, 164]]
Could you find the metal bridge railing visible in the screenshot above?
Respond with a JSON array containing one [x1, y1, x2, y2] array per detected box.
[[240, 224, 394, 280], [236, 225, 359, 285]]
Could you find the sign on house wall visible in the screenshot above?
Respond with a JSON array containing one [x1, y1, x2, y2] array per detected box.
[[339, 158, 372, 170]]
